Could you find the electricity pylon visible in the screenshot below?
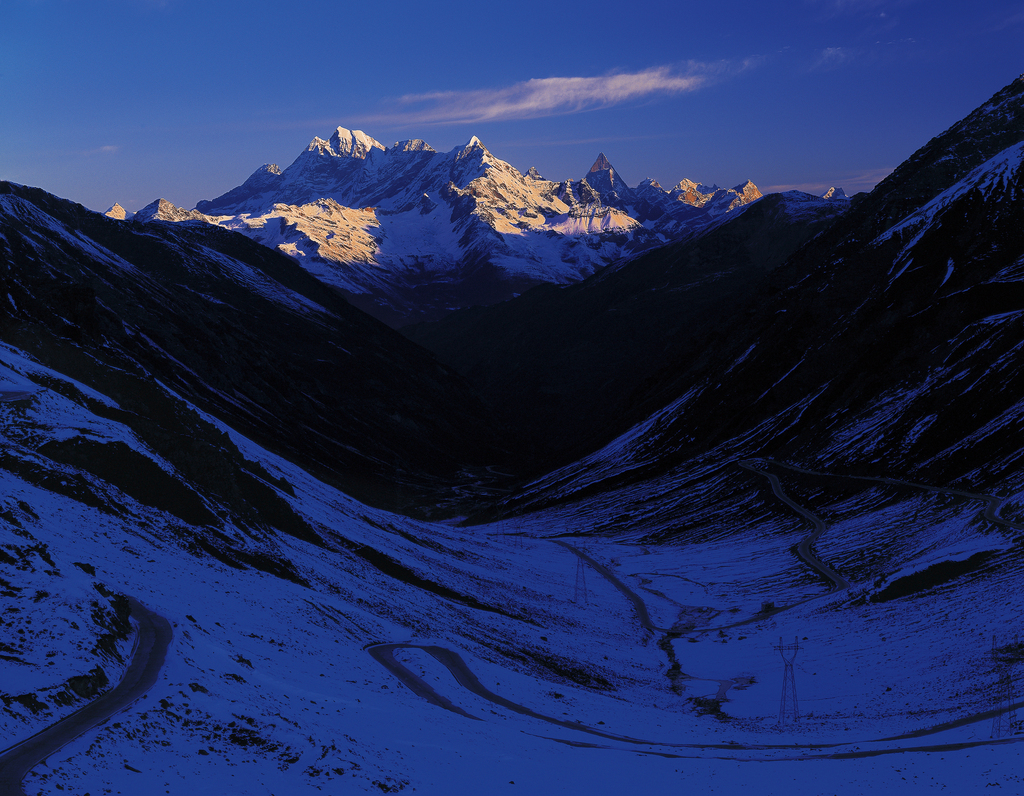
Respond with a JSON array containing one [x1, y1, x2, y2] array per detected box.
[[775, 636, 800, 724], [992, 634, 1017, 738], [573, 554, 588, 606]]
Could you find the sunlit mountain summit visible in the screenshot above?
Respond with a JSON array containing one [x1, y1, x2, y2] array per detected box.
[[179, 129, 763, 325]]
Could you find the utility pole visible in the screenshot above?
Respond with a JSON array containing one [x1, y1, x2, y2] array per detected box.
[[775, 636, 800, 724]]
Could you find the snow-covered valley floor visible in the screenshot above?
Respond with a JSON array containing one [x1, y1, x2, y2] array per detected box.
[[1, 342, 1023, 794]]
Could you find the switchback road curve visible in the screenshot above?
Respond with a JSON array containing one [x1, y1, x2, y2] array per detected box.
[[0, 597, 171, 795]]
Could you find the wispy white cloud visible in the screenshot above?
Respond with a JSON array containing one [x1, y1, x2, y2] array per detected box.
[[365, 63, 742, 127], [813, 46, 857, 70], [83, 145, 119, 156], [992, 9, 1024, 30]]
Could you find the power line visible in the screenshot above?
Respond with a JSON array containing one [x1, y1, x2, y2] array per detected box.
[[573, 552, 588, 606]]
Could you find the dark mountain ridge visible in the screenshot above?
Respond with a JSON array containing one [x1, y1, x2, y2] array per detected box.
[[0, 181, 512, 514]]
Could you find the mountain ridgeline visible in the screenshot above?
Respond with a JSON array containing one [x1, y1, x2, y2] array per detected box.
[[487, 74, 1024, 510], [181, 130, 763, 325], [4, 75, 1024, 796]]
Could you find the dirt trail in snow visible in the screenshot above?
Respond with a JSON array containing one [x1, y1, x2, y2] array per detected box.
[[551, 539, 736, 700], [0, 597, 171, 795]]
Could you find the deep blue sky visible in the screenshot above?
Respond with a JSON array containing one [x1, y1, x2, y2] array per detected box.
[[2, 0, 1022, 212]]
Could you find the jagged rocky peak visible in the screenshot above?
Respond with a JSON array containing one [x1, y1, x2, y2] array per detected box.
[[328, 127, 385, 159], [822, 186, 848, 200], [675, 178, 717, 195], [583, 152, 633, 203], [241, 163, 283, 187], [463, 135, 487, 151], [589, 152, 614, 173], [526, 166, 545, 180], [104, 202, 128, 220], [734, 180, 763, 200], [391, 139, 436, 154], [135, 198, 210, 224], [305, 136, 334, 155], [573, 179, 602, 206]]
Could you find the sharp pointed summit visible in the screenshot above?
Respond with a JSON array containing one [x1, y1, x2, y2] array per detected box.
[[582, 152, 634, 206]]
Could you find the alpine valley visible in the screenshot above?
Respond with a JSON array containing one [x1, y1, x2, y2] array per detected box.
[[0, 76, 1023, 796]]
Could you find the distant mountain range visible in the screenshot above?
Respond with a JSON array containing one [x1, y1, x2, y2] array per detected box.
[[123, 130, 772, 325]]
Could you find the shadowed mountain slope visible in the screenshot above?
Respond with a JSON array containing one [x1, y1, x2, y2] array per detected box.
[[404, 190, 848, 470], [0, 182, 511, 514], [504, 76, 1024, 511]]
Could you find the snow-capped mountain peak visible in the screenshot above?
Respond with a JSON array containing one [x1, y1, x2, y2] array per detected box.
[[191, 128, 766, 324], [135, 198, 211, 224], [328, 127, 384, 159], [103, 202, 131, 220], [392, 138, 436, 154]]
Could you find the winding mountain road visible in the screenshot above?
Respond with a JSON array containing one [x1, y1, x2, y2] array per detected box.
[[767, 459, 1024, 533], [367, 458, 1024, 760], [0, 597, 171, 795], [738, 459, 851, 591], [366, 636, 1024, 760]]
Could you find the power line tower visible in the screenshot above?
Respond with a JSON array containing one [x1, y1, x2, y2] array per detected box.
[[510, 517, 524, 549], [992, 634, 1018, 738], [573, 553, 588, 606], [774, 636, 800, 724]]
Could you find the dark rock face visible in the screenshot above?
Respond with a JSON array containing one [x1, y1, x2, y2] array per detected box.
[[65, 665, 109, 700]]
